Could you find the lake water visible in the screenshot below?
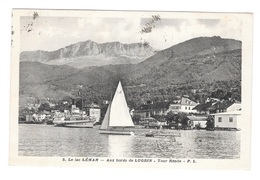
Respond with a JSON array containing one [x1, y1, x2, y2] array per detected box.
[[19, 124, 240, 159]]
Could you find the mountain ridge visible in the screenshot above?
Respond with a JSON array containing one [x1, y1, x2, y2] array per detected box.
[[20, 40, 155, 67], [138, 36, 241, 69]]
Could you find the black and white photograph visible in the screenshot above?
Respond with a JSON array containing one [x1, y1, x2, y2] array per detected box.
[[9, 9, 252, 169]]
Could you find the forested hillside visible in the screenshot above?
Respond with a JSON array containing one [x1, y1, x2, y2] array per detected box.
[[19, 36, 242, 109]]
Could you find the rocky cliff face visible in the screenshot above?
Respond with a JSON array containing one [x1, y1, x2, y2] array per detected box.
[[20, 40, 154, 67]]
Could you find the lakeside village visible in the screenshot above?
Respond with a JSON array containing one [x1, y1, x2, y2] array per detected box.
[[19, 93, 242, 131]]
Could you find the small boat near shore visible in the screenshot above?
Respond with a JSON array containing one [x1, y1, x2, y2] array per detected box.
[[145, 133, 154, 137], [145, 130, 155, 137], [145, 130, 181, 138]]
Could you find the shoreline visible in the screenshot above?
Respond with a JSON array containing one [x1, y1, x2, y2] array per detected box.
[[18, 123, 241, 131]]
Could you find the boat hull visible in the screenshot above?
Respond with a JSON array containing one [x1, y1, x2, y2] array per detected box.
[[54, 120, 94, 128], [61, 123, 93, 128], [99, 130, 134, 135], [145, 133, 154, 137]]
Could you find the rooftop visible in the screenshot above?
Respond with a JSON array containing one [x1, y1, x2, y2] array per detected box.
[[193, 100, 236, 111], [171, 97, 197, 106], [135, 101, 170, 111], [212, 110, 241, 115], [187, 115, 207, 121]]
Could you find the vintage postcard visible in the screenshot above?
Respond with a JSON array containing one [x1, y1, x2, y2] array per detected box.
[[9, 9, 253, 169]]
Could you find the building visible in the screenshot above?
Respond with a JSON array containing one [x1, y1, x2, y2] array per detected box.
[[133, 102, 170, 118], [213, 111, 241, 130], [27, 103, 40, 111], [226, 102, 241, 112], [187, 115, 207, 129], [87, 103, 101, 122], [193, 102, 213, 114], [25, 114, 33, 122], [133, 97, 198, 118], [137, 117, 167, 128], [71, 105, 80, 115], [168, 97, 198, 114], [193, 100, 240, 115]]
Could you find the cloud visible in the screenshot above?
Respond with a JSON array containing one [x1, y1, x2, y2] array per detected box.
[[140, 18, 241, 50], [20, 16, 242, 52], [155, 19, 189, 31], [77, 17, 102, 29], [197, 19, 220, 27]]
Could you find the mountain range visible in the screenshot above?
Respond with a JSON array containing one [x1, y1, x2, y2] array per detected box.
[[20, 40, 154, 68], [19, 36, 242, 108]]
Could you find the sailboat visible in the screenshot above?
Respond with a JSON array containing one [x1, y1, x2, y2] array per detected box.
[[99, 81, 135, 135]]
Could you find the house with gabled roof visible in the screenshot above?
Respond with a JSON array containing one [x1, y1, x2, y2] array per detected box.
[[226, 102, 241, 112], [134, 97, 199, 118], [168, 97, 198, 114], [192, 102, 213, 114], [133, 101, 170, 118], [193, 100, 240, 115]]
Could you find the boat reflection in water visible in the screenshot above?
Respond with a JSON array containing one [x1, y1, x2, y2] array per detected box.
[[107, 135, 134, 157]]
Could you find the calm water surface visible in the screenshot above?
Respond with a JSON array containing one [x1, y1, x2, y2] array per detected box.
[[19, 124, 240, 159]]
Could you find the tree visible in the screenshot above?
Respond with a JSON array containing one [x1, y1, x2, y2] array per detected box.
[[38, 103, 51, 112], [194, 123, 201, 130], [54, 101, 70, 112], [151, 114, 165, 122], [211, 89, 224, 99], [178, 112, 189, 127], [76, 100, 83, 110], [224, 91, 232, 100], [165, 111, 180, 128], [206, 115, 215, 130], [165, 111, 175, 125], [132, 115, 141, 125], [165, 111, 189, 129]]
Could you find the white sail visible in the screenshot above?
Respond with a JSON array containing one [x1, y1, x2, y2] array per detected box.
[[109, 81, 134, 127], [100, 104, 111, 130]]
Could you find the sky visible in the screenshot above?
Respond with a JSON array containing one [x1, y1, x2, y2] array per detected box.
[[20, 14, 242, 52]]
